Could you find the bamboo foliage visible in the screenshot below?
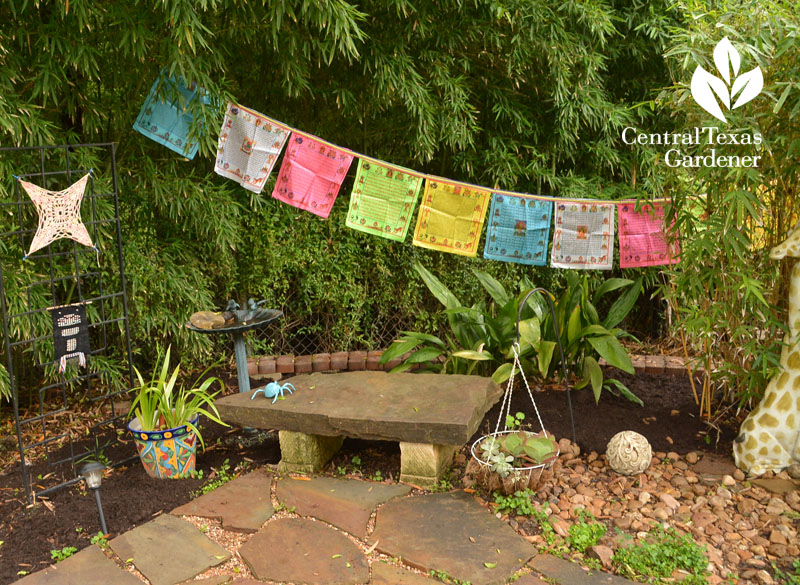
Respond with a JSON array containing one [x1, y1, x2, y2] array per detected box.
[[658, 0, 800, 416], [1, 0, 796, 421]]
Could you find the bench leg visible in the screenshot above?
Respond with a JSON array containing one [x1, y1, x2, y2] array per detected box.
[[278, 431, 344, 474], [399, 442, 458, 489]]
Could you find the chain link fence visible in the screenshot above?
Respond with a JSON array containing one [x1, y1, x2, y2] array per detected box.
[[220, 311, 417, 358]]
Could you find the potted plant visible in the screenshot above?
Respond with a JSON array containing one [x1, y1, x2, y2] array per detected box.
[[466, 430, 559, 495], [127, 346, 227, 479]]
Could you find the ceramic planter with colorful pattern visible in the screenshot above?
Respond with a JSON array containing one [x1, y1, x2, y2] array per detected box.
[[128, 415, 199, 479]]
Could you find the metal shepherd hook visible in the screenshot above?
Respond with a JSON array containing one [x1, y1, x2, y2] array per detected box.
[[515, 287, 577, 445]]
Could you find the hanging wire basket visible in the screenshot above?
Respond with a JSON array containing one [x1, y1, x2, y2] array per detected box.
[[468, 287, 576, 494]]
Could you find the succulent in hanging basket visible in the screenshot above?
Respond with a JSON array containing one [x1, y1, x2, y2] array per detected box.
[[479, 431, 558, 477], [467, 430, 559, 495]]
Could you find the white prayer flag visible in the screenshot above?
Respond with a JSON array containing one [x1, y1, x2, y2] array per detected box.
[[214, 103, 290, 193], [551, 201, 614, 270]]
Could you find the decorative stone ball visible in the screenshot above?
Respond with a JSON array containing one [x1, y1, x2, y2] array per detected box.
[[606, 431, 652, 475]]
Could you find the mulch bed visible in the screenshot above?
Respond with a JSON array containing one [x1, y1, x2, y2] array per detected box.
[[0, 367, 736, 585], [481, 368, 739, 455]]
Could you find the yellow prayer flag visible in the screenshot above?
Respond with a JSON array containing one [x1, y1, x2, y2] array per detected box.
[[412, 179, 491, 257]]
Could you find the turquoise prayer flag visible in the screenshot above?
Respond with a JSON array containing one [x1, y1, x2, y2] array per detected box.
[[133, 74, 207, 159], [483, 194, 552, 265]]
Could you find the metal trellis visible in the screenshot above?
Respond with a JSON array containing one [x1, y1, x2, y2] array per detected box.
[[0, 143, 135, 502]]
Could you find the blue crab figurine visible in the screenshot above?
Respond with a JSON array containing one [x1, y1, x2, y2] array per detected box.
[[251, 381, 296, 404]]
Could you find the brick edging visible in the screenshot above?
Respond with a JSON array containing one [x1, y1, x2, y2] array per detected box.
[[248, 352, 703, 377], [605, 354, 705, 377]]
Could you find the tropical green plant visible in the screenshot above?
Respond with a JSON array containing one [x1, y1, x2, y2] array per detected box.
[[524, 271, 644, 404], [127, 346, 227, 450], [380, 262, 642, 403]]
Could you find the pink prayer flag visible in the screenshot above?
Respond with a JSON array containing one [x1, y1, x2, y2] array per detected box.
[[617, 202, 680, 268], [271, 134, 354, 218]]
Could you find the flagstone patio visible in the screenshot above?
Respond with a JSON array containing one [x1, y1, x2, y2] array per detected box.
[[12, 470, 650, 585]]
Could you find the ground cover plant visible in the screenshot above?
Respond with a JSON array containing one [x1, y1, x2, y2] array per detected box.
[[773, 559, 800, 585], [612, 525, 709, 585], [491, 486, 712, 585]]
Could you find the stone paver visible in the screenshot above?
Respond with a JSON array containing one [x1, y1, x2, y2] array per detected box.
[[690, 453, 737, 478], [13, 545, 142, 585], [370, 562, 440, 585], [215, 371, 501, 444], [171, 468, 274, 532], [371, 492, 535, 585], [179, 577, 232, 585], [751, 477, 800, 496], [513, 574, 550, 585], [238, 518, 369, 585], [109, 514, 230, 585], [530, 556, 637, 585], [275, 476, 410, 538]]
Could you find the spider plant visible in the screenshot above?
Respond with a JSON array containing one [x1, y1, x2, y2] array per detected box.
[[127, 346, 227, 450]]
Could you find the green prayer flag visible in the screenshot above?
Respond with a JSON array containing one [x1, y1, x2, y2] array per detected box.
[[345, 159, 422, 242]]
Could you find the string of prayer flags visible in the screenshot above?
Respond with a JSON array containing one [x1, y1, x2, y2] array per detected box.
[[134, 75, 206, 159], [483, 194, 552, 265], [51, 304, 90, 372], [617, 202, 680, 268], [412, 179, 491, 257], [272, 134, 354, 218], [345, 160, 422, 241], [551, 201, 614, 270], [214, 103, 291, 193], [18, 172, 94, 258]]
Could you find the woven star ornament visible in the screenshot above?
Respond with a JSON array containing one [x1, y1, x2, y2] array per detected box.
[[18, 172, 94, 258]]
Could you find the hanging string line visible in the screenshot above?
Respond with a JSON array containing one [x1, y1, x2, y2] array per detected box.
[[233, 103, 674, 206]]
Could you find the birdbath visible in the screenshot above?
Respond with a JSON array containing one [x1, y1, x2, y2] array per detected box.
[[185, 307, 283, 396]]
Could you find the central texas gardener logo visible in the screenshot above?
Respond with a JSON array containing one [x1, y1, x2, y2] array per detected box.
[[691, 37, 763, 123]]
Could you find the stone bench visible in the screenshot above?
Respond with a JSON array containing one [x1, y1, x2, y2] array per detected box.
[[214, 371, 502, 488]]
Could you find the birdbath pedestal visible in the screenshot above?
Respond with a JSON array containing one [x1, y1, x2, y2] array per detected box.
[[185, 309, 283, 396]]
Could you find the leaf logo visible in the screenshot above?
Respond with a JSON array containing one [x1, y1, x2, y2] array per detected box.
[[690, 37, 763, 123]]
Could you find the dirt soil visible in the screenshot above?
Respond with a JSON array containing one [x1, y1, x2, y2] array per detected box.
[[0, 367, 735, 585], [477, 368, 739, 455]]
